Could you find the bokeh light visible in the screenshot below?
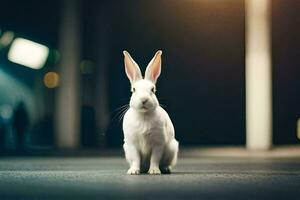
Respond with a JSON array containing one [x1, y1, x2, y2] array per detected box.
[[8, 38, 49, 69], [0, 104, 13, 120], [0, 31, 14, 49], [80, 60, 94, 74], [43, 72, 60, 88]]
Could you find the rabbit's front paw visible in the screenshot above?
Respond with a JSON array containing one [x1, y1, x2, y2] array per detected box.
[[148, 168, 161, 175], [127, 168, 140, 175]]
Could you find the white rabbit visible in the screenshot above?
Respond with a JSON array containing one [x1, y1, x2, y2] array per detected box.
[[122, 50, 179, 175]]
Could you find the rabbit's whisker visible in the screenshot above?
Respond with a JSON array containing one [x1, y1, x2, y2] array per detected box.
[[118, 107, 130, 124], [111, 104, 130, 124]]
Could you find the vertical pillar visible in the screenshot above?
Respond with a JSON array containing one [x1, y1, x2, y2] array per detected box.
[[94, 10, 110, 147], [55, 0, 81, 148], [246, 0, 272, 150]]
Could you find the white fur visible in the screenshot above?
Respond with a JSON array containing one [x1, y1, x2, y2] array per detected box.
[[122, 51, 179, 175]]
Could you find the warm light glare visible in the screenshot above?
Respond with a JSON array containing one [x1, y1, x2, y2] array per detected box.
[[44, 72, 60, 88], [8, 38, 49, 69]]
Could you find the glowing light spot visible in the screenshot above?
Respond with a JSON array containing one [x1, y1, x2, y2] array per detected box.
[[0, 31, 15, 47], [80, 60, 94, 74], [44, 72, 60, 88], [0, 104, 13, 120], [8, 38, 49, 69]]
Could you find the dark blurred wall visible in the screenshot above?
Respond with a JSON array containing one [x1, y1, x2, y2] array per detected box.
[[0, 0, 60, 48], [272, 0, 300, 144]]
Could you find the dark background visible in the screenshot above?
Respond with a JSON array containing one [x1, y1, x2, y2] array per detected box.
[[272, 0, 300, 144], [0, 0, 299, 152]]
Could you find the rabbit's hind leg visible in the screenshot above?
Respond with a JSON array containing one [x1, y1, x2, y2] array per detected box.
[[160, 139, 179, 174], [140, 153, 151, 173]]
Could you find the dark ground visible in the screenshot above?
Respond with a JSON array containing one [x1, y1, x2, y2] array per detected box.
[[0, 152, 300, 200]]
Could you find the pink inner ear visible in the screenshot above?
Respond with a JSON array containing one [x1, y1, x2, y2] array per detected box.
[[151, 59, 161, 81], [152, 67, 159, 80], [125, 59, 136, 81], [126, 65, 134, 80]]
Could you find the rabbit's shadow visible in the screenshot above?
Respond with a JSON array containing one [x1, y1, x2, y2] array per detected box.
[[133, 171, 204, 176], [172, 171, 203, 175]]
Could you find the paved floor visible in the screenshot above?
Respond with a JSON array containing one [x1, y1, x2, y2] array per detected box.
[[0, 156, 300, 200]]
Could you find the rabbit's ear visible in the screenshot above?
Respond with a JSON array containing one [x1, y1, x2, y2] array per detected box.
[[123, 51, 142, 83], [145, 50, 162, 84]]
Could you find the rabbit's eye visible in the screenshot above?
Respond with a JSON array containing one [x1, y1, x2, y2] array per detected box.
[[151, 87, 155, 93], [132, 87, 136, 93]]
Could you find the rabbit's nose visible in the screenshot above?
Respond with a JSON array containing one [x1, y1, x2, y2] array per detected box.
[[141, 98, 148, 105]]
